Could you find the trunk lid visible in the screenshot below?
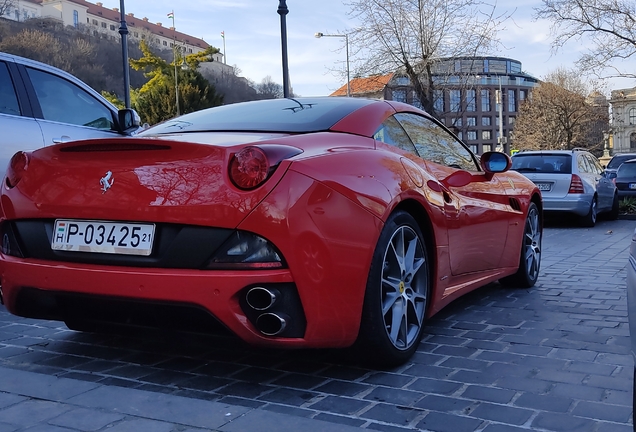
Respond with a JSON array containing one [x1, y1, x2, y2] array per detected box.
[[4, 135, 290, 228]]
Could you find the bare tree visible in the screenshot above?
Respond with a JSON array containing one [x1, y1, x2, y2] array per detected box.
[[344, 0, 511, 116], [0, 0, 17, 18], [256, 76, 284, 99], [536, 0, 636, 79], [513, 68, 608, 152]]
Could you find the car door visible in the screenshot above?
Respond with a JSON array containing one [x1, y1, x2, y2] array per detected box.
[[587, 154, 615, 211], [0, 59, 45, 178], [394, 113, 510, 275], [21, 65, 122, 145]]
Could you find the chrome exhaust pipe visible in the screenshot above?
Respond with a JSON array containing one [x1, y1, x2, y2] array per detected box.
[[246, 287, 279, 311], [256, 313, 288, 336]]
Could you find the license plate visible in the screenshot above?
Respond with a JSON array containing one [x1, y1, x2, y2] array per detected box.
[[536, 183, 551, 191], [630, 184, 636, 190], [51, 220, 155, 256]]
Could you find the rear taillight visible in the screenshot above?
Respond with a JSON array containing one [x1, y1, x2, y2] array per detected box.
[[229, 145, 302, 190], [6, 151, 29, 188], [568, 174, 585, 194]]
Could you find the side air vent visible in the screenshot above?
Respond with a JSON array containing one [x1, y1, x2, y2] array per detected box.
[[60, 144, 171, 152], [509, 198, 522, 212]]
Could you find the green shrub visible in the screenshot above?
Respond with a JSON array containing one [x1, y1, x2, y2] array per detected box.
[[619, 197, 636, 214]]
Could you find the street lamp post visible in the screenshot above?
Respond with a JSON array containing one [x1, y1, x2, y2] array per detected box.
[[495, 75, 506, 152], [118, 0, 131, 108], [278, 0, 290, 98], [315, 32, 350, 97]]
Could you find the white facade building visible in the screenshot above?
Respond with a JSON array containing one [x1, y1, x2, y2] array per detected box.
[[609, 87, 636, 154], [2, 0, 227, 65]]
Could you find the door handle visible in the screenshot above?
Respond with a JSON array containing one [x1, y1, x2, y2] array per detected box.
[[52, 135, 72, 144]]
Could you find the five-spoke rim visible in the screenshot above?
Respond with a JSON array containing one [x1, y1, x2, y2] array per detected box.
[[524, 206, 541, 281], [381, 225, 427, 350]]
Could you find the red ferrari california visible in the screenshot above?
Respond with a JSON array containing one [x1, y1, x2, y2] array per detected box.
[[0, 97, 542, 365]]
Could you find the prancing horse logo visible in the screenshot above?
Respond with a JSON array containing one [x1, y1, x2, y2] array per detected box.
[[100, 171, 114, 193]]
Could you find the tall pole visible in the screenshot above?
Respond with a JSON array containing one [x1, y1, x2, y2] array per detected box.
[[497, 75, 504, 152], [221, 31, 226, 64], [118, 0, 130, 108], [278, 0, 290, 98], [315, 32, 350, 97], [345, 34, 350, 97], [169, 10, 180, 116]]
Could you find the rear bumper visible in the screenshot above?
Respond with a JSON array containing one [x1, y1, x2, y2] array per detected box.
[[0, 256, 353, 348], [542, 194, 592, 216]]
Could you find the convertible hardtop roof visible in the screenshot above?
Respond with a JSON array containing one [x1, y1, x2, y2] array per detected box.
[[141, 97, 384, 136]]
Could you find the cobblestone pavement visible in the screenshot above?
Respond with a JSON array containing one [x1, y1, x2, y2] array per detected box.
[[0, 218, 633, 432]]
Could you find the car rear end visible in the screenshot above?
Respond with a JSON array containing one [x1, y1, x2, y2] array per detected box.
[[511, 152, 592, 216], [615, 160, 636, 200]]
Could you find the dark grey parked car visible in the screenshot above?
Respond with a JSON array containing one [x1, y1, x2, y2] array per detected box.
[[0, 52, 140, 178], [614, 159, 636, 200], [511, 149, 618, 227], [604, 152, 636, 177]]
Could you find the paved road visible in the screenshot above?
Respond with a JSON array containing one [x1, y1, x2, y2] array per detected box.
[[0, 218, 633, 432]]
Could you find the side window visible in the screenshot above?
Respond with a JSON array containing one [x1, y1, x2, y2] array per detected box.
[[0, 62, 21, 116], [373, 115, 418, 156], [394, 113, 479, 171], [577, 155, 590, 173], [25, 67, 115, 130], [586, 155, 603, 174]]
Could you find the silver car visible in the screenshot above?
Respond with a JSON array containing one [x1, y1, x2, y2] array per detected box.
[[511, 149, 618, 227], [0, 52, 139, 178]]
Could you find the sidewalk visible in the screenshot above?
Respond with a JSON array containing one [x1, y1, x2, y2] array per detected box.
[[0, 365, 363, 432]]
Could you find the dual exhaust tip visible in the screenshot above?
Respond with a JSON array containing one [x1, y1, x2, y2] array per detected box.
[[246, 286, 287, 336]]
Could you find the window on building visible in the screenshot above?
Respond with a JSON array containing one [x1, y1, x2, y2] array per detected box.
[[467, 131, 477, 141], [73, 10, 79, 28], [508, 116, 516, 125], [392, 89, 407, 103], [466, 89, 476, 111], [433, 89, 444, 113], [481, 89, 490, 111], [466, 116, 476, 126], [411, 91, 422, 109], [92, 19, 98, 25], [163, 40, 168, 46], [482, 130, 492, 140], [481, 116, 491, 126], [101, 21, 107, 28], [457, 131, 463, 140], [450, 89, 461, 112], [134, 32, 139, 37], [188, 48, 193, 53], [86, 17, 89, 23], [110, 24, 116, 31], [396, 76, 409, 85], [469, 144, 478, 153], [508, 89, 516, 112], [482, 144, 492, 153], [519, 90, 527, 101], [631, 132, 636, 150], [630, 108, 636, 125], [452, 118, 462, 127]]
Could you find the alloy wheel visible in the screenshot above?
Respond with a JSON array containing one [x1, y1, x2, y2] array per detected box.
[[523, 205, 541, 281]]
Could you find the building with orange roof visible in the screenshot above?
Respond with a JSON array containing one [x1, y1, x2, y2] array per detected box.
[[330, 74, 393, 99], [3, 0, 216, 59]]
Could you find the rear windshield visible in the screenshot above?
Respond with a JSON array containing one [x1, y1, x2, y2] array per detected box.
[[140, 97, 376, 135], [607, 154, 636, 169], [511, 154, 572, 174], [617, 162, 636, 176]]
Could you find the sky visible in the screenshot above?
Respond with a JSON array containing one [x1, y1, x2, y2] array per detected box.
[[112, 0, 636, 97]]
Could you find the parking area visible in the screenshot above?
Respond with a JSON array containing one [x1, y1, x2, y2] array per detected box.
[[0, 218, 633, 432]]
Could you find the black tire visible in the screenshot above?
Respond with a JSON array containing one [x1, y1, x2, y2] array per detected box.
[[356, 211, 429, 367], [580, 196, 597, 227], [64, 319, 98, 332], [500, 202, 541, 288], [608, 193, 619, 220]]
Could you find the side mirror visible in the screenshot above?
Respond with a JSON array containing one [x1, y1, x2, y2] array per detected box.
[[118, 108, 141, 134], [481, 151, 512, 173]]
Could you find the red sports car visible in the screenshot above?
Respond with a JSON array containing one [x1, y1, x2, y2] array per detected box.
[[0, 97, 542, 365]]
